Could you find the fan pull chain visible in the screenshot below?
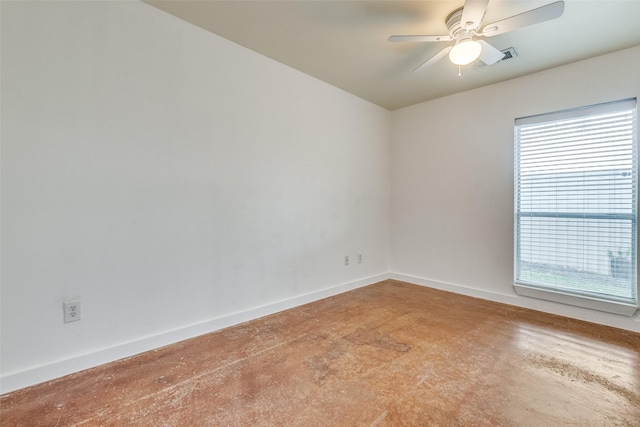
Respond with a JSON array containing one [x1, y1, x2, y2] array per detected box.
[[458, 66, 462, 78]]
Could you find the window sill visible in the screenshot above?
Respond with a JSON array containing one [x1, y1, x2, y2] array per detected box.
[[514, 283, 638, 317]]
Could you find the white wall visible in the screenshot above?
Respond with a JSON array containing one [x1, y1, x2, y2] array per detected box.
[[390, 45, 640, 333], [0, 1, 390, 392]]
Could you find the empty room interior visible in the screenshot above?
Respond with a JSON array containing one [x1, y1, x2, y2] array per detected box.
[[1, 0, 640, 425]]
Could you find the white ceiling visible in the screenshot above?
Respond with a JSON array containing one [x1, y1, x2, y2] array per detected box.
[[144, 0, 640, 110]]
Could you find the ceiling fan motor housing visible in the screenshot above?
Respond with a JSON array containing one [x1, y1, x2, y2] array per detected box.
[[446, 7, 476, 41]]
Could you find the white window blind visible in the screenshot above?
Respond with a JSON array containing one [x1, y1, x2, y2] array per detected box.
[[514, 98, 638, 312]]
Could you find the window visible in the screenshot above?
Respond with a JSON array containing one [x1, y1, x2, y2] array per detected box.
[[514, 98, 638, 316]]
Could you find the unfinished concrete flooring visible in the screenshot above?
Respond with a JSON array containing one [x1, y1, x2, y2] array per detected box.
[[2, 280, 639, 426]]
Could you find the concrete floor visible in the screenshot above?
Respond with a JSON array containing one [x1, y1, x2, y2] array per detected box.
[[1, 280, 639, 426]]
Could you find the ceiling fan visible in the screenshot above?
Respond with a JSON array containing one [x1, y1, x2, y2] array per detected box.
[[389, 0, 565, 72]]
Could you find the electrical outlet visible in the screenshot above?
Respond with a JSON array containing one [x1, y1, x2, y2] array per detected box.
[[344, 255, 349, 266], [63, 301, 81, 323], [357, 253, 363, 264]]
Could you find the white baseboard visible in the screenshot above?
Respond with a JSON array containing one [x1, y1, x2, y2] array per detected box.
[[390, 273, 640, 333], [0, 273, 389, 394], [5, 271, 635, 394]]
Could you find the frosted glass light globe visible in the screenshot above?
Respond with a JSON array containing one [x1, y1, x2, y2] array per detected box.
[[449, 40, 482, 65]]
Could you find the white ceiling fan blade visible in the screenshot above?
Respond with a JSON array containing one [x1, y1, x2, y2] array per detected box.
[[389, 35, 453, 43], [413, 46, 452, 72], [479, 0, 565, 37], [477, 40, 505, 65], [460, 0, 489, 30]]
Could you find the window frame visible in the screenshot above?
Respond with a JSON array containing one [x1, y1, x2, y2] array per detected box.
[[513, 98, 639, 316]]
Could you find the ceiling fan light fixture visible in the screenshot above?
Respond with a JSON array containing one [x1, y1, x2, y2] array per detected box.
[[448, 39, 482, 65]]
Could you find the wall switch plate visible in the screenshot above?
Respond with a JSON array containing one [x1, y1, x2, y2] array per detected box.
[[63, 301, 81, 323], [357, 253, 363, 264]]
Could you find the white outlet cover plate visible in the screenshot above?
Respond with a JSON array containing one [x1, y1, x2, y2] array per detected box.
[[63, 301, 81, 323]]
